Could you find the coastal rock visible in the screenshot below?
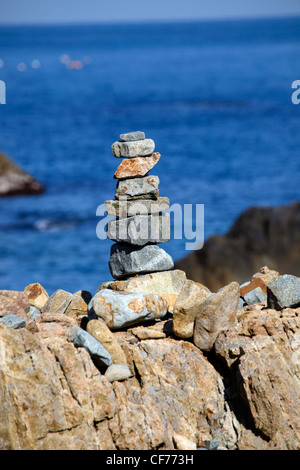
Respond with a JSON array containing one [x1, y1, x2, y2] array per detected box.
[[115, 175, 159, 200], [68, 325, 112, 367], [267, 274, 300, 310], [105, 197, 170, 218], [104, 364, 132, 382], [109, 243, 174, 279], [0, 314, 26, 329], [172, 280, 211, 338], [120, 131, 145, 142], [175, 202, 300, 292], [114, 152, 161, 179], [111, 139, 155, 158], [107, 213, 170, 246], [0, 152, 44, 197], [88, 289, 168, 329], [98, 269, 186, 313], [86, 319, 128, 365], [24, 282, 49, 310], [128, 326, 166, 340], [193, 282, 240, 352]]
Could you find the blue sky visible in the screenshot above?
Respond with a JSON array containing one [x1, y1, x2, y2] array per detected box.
[[0, 0, 300, 24]]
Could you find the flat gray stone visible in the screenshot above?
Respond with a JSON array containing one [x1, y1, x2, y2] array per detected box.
[[107, 213, 170, 246], [119, 131, 145, 142], [267, 274, 300, 310], [244, 287, 267, 305], [105, 197, 170, 218], [111, 139, 155, 158], [109, 243, 174, 279], [68, 325, 112, 367], [115, 175, 159, 200], [0, 314, 26, 329], [28, 305, 41, 320]]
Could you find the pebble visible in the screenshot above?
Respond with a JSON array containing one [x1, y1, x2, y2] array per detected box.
[[107, 213, 170, 246], [115, 175, 160, 200], [0, 314, 26, 329], [108, 243, 174, 279], [114, 152, 160, 179], [111, 138, 155, 158], [119, 131, 145, 142]]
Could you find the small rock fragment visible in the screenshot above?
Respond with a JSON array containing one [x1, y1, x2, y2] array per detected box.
[[68, 325, 112, 367]]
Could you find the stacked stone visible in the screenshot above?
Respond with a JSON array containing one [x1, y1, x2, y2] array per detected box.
[[105, 131, 174, 279]]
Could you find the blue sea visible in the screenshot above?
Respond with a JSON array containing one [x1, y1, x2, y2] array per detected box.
[[0, 17, 299, 295]]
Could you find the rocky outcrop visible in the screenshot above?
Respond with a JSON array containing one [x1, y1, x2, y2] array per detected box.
[[0, 152, 44, 197], [175, 201, 300, 292], [0, 269, 300, 450]]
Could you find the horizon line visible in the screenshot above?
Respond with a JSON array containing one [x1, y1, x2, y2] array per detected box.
[[0, 13, 299, 27]]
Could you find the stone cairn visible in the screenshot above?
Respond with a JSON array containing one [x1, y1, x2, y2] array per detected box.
[[105, 131, 174, 280]]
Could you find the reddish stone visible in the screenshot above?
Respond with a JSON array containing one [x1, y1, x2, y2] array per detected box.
[[114, 152, 160, 179]]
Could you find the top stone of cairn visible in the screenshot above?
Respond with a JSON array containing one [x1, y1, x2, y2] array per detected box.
[[120, 131, 145, 142]]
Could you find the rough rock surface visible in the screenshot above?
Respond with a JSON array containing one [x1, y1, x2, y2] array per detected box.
[[107, 213, 170, 246], [0, 152, 44, 197]]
